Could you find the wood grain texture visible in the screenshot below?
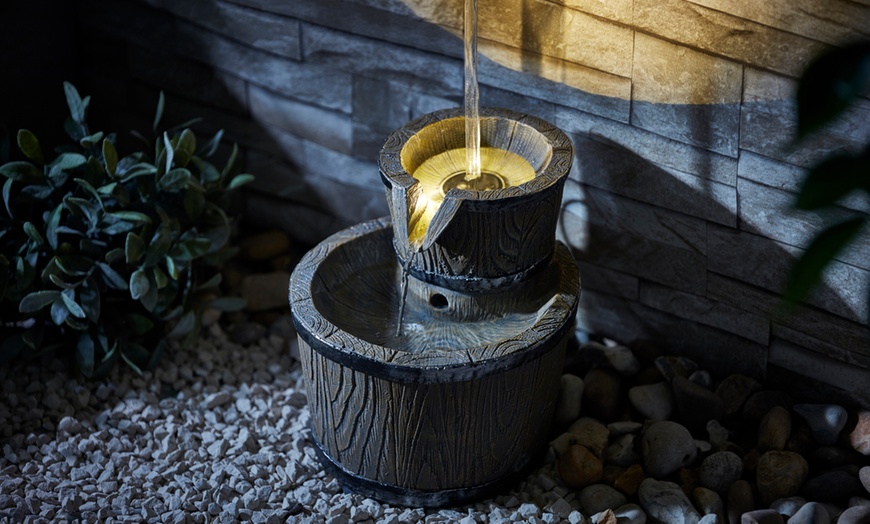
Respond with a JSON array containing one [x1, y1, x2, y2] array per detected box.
[[300, 334, 567, 491]]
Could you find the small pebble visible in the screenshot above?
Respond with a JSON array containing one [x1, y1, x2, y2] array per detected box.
[[861, 466, 870, 495], [786, 501, 829, 524], [728, 480, 755, 524], [756, 451, 809, 505], [579, 484, 627, 515], [802, 470, 862, 504], [654, 356, 699, 382], [741, 509, 784, 524], [694, 487, 724, 520], [700, 452, 743, 494], [554, 374, 585, 427], [743, 391, 794, 426], [758, 407, 791, 452], [838, 505, 870, 524], [849, 411, 870, 456], [769, 497, 806, 518], [583, 368, 623, 422], [672, 376, 725, 433], [792, 404, 847, 446], [558, 445, 603, 490], [715, 375, 762, 417], [568, 418, 610, 459]]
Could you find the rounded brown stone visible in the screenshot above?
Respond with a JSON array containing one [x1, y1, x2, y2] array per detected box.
[[568, 417, 610, 459], [758, 406, 791, 452], [756, 450, 809, 505], [613, 464, 645, 496], [558, 444, 604, 490], [583, 368, 623, 423], [727, 480, 754, 524]]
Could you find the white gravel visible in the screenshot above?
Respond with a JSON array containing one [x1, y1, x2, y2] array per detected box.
[[0, 320, 584, 524]]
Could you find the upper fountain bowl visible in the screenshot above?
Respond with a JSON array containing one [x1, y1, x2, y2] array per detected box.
[[379, 107, 574, 291]]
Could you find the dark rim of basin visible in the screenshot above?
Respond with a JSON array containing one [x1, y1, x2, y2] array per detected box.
[[289, 217, 580, 384]]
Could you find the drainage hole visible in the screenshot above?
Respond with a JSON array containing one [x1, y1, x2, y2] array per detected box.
[[429, 293, 449, 309]]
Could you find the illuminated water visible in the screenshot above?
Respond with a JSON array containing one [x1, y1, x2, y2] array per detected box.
[[464, 0, 481, 181]]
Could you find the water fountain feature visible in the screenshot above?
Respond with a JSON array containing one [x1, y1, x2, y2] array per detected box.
[[288, 106, 579, 506]]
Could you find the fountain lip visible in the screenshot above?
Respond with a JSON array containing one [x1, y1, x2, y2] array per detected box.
[[288, 218, 580, 385], [378, 106, 573, 205]]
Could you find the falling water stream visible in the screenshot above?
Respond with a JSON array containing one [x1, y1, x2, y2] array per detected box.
[[464, 0, 481, 181]]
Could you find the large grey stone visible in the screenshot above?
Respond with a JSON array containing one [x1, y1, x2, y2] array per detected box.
[[642, 421, 697, 478], [639, 479, 701, 524], [786, 501, 829, 524], [629, 382, 673, 422]]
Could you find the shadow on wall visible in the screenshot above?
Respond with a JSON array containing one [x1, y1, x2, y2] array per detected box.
[[54, 0, 870, 398]]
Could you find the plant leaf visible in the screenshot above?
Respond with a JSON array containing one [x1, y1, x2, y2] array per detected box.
[[80, 276, 101, 323], [167, 309, 196, 338], [174, 128, 196, 167], [196, 272, 222, 291], [0, 161, 41, 181], [119, 162, 157, 182], [46, 204, 62, 250], [157, 168, 191, 193], [74, 178, 103, 205], [19, 290, 61, 313], [153, 91, 165, 132], [17, 129, 44, 164], [76, 332, 95, 377], [797, 41, 870, 139], [23, 222, 44, 246], [2, 178, 12, 217], [108, 210, 152, 224], [61, 289, 86, 319], [79, 131, 104, 149], [130, 268, 150, 300], [222, 142, 239, 178], [782, 217, 867, 311], [96, 262, 127, 289], [64, 81, 85, 123], [103, 138, 118, 177], [198, 129, 224, 157], [183, 187, 205, 220], [125, 313, 155, 336], [125, 232, 146, 264], [163, 132, 174, 173], [52, 152, 88, 171], [50, 298, 70, 325], [227, 173, 255, 189]]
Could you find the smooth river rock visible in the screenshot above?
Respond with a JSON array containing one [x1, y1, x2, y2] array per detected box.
[[639, 478, 701, 524], [700, 451, 744, 494], [673, 376, 725, 433], [758, 406, 791, 452], [740, 509, 784, 524], [792, 404, 847, 446], [554, 374, 585, 427], [580, 484, 628, 515], [786, 501, 829, 524], [642, 421, 698, 478], [728, 480, 755, 524], [629, 382, 674, 422], [743, 391, 794, 426], [756, 451, 809, 505], [769, 497, 806, 519], [583, 368, 623, 422], [558, 444, 603, 490], [837, 505, 870, 524], [715, 374, 762, 417], [568, 418, 610, 459], [802, 470, 862, 504], [850, 411, 870, 456], [861, 466, 870, 495], [693, 487, 724, 520]]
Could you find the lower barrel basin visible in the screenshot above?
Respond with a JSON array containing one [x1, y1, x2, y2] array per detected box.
[[288, 217, 580, 507]]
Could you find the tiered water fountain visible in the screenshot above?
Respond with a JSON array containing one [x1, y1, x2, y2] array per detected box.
[[288, 0, 580, 507]]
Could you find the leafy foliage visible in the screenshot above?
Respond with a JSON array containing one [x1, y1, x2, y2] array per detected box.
[[0, 82, 253, 376], [783, 42, 870, 312]]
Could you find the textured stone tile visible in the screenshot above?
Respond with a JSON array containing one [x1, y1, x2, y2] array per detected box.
[[553, 0, 633, 24], [555, 105, 737, 186], [740, 68, 870, 168], [568, 134, 737, 226], [352, 76, 414, 134], [478, 39, 631, 122], [558, 195, 708, 295], [708, 273, 870, 359], [562, 180, 708, 254], [634, 0, 830, 78], [170, 22, 353, 113], [738, 178, 870, 271], [707, 225, 870, 324], [225, 0, 462, 57], [737, 152, 870, 214], [247, 151, 388, 221], [552, 3, 635, 77], [575, 261, 640, 300], [773, 325, 870, 367], [687, 0, 870, 46], [768, 337, 870, 406], [157, 0, 302, 60], [127, 45, 248, 115], [249, 85, 352, 154], [244, 191, 349, 246], [302, 23, 461, 100], [639, 282, 770, 345], [576, 289, 768, 379], [632, 33, 742, 157], [478, 84, 556, 125], [246, 124, 383, 192]]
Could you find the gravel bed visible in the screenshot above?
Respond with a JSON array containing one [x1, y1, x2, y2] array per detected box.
[[0, 320, 582, 524]]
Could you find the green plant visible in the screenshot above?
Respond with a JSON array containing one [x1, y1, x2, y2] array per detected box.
[[783, 41, 870, 312], [0, 82, 253, 377]]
